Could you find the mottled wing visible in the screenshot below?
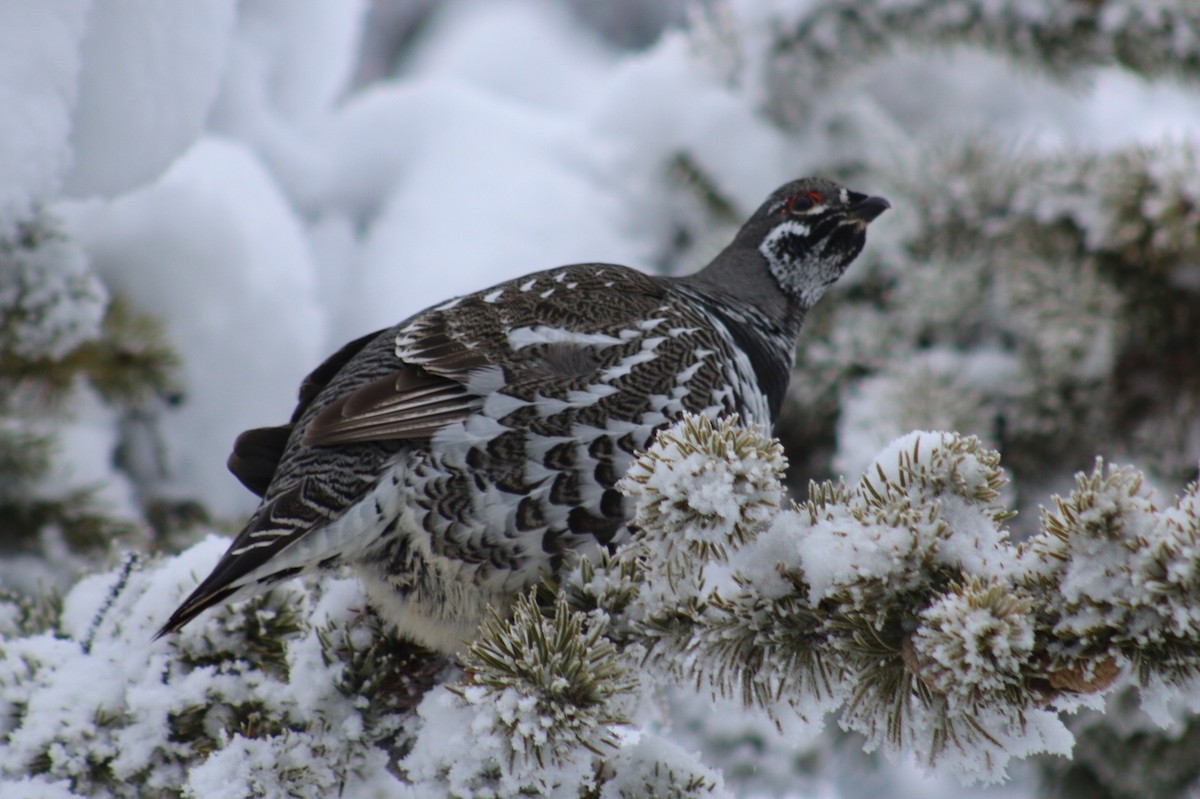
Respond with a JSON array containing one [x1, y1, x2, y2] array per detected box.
[[301, 314, 493, 447], [158, 265, 698, 638]]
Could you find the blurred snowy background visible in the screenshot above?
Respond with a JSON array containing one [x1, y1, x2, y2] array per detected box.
[[2, 1, 1199, 797]]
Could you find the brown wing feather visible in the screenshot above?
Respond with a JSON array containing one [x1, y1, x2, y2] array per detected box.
[[302, 312, 506, 447], [302, 365, 479, 446]]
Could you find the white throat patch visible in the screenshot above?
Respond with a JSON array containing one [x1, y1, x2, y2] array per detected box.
[[757, 218, 849, 307]]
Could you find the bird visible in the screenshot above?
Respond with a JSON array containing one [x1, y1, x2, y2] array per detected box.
[[156, 177, 889, 653]]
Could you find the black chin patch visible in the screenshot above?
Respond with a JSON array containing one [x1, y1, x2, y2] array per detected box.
[[826, 225, 866, 264]]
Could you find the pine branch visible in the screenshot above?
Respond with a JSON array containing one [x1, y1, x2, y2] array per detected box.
[[0, 210, 182, 579], [908, 141, 1200, 288], [902, 140, 1200, 481], [582, 414, 1200, 783], [463, 591, 636, 764]]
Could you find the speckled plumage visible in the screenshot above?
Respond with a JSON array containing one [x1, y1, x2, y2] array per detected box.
[[158, 177, 889, 652]]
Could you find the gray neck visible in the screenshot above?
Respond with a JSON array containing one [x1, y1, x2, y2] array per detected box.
[[674, 244, 808, 422], [679, 243, 807, 338]]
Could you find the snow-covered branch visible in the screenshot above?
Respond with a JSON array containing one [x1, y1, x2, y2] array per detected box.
[[591, 415, 1200, 783], [908, 141, 1200, 285], [3, 416, 1200, 795], [753, 0, 1200, 122], [2, 1, 1198, 796]]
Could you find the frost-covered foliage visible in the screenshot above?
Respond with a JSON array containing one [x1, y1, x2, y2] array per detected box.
[[751, 0, 1200, 123], [620, 414, 786, 590], [0, 539, 424, 798], [0, 210, 178, 593], [10, 421, 1198, 795], [572, 416, 1200, 785], [0, 539, 727, 799], [405, 592, 635, 797], [0, 213, 105, 361]]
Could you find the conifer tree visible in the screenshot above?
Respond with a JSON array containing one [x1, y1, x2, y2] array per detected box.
[[0, 211, 181, 595]]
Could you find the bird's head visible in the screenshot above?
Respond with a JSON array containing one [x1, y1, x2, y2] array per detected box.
[[734, 177, 889, 308]]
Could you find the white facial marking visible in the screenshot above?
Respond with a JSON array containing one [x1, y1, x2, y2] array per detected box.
[[761, 220, 809, 255]]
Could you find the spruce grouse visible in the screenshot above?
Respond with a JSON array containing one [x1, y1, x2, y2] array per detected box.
[[158, 177, 889, 652]]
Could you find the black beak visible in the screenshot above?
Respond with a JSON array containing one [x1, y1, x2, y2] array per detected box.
[[846, 195, 890, 223]]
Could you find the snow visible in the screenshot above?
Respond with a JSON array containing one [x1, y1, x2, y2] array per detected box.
[[403, 0, 616, 114], [0, 1, 88, 237], [4, 777, 83, 799], [402, 683, 604, 797], [586, 33, 798, 259], [62, 138, 327, 516], [664, 691, 827, 798], [913, 580, 1035, 704], [834, 350, 1020, 482], [39, 387, 140, 516], [0, 536, 407, 798], [599, 728, 730, 799], [354, 79, 636, 330], [62, 0, 237, 198], [0, 218, 106, 360], [183, 732, 353, 799], [219, 0, 366, 125], [793, 431, 1014, 607]]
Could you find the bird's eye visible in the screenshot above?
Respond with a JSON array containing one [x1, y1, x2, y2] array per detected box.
[[805, 190, 825, 203], [785, 195, 813, 216]]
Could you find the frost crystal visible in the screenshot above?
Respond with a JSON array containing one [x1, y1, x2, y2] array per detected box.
[[619, 414, 785, 589], [911, 576, 1035, 707]]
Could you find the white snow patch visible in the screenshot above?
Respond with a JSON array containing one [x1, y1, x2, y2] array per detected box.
[[0, 1, 89, 236], [403, 0, 616, 114], [61, 138, 327, 517], [63, 0, 237, 198]]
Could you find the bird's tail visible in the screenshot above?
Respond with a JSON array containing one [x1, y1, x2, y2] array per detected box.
[[155, 477, 388, 639], [154, 575, 261, 639]]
